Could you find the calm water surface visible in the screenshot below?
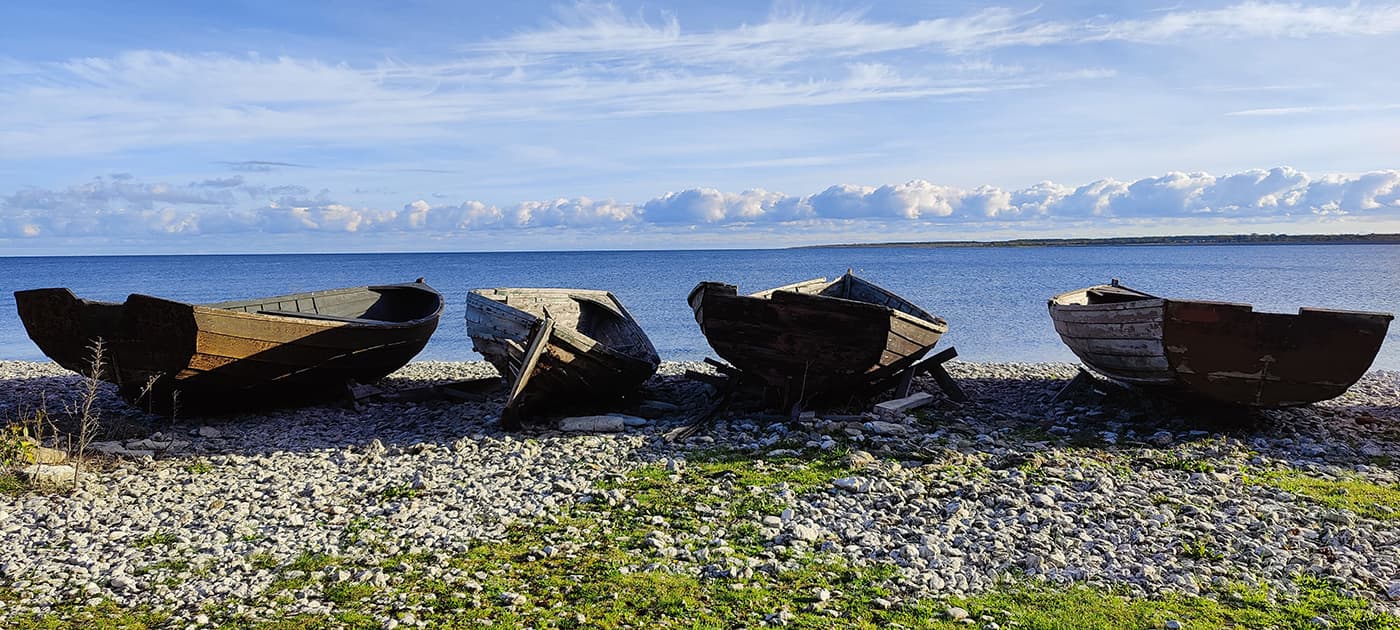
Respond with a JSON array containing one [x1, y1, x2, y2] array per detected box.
[[2, 245, 1398, 369]]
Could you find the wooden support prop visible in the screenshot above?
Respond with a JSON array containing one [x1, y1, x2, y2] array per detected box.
[[684, 370, 730, 388], [929, 361, 968, 402], [1049, 367, 1094, 404], [894, 346, 966, 401], [703, 357, 742, 377], [501, 317, 554, 428], [349, 381, 384, 401], [665, 377, 738, 442]]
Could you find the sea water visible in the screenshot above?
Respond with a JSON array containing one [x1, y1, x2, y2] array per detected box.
[[2, 245, 1398, 369]]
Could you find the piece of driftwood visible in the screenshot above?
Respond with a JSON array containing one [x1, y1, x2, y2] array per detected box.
[[874, 392, 935, 415], [465, 288, 659, 427], [1048, 280, 1393, 407], [14, 280, 444, 413], [688, 270, 949, 408]]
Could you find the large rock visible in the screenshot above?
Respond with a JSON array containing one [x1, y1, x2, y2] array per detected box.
[[18, 464, 79, 486], [31, 446, 68, 465], [559, 415, 626, 433]]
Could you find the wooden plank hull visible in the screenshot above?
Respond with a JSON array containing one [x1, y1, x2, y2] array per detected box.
[[15, 281, 443, 412], [689, 272, 948, 404], [464, 288, 659, 425], [1048, 283, 1393, 407]]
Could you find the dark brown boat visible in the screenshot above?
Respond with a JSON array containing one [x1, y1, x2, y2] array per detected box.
[[14, 280, 443, 412], [688, 271, 948, 405], [464, 288, 659, 427], [1048, 280, 1393, 407]]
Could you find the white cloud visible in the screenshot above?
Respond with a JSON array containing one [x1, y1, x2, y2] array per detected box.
[[5, 167, 1398, 240]]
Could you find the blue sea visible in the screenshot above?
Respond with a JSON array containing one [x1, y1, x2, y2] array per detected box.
[[2, 245, 1398, 370]]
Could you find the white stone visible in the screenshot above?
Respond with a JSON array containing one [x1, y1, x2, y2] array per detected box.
[[866, 421, 911, 436], [946, 606, 969, 620], [791, 525, 822, 542], [833, 477, 871, 493]]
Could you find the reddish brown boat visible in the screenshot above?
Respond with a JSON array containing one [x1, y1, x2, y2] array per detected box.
[[689, 271, 948, 405], [15, 280, 442, 412], [1048, 280, 1392, 407]]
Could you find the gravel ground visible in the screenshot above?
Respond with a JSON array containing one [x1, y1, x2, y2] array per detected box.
[[2, 359, 1399, 623]]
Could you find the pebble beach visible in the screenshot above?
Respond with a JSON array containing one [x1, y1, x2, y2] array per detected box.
[[2, 359, 1399, 626]]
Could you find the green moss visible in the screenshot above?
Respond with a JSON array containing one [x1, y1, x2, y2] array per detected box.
[[1247, 469, 1400, 520]]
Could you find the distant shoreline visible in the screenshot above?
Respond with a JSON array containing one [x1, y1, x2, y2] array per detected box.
[[795, 233, 1400, 249]]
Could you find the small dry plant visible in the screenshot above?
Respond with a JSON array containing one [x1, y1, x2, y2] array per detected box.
[[61, 339, 107, 492]]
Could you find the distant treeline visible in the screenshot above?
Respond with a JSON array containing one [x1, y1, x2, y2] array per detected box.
[[797, 233, 1400, 249]]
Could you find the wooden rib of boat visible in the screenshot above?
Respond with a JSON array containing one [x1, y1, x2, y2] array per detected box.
[[1048, 280, 1393, 407], [464, 288, 659, 427], [14, 280, 443, 412], [688, 271, 949, 405]]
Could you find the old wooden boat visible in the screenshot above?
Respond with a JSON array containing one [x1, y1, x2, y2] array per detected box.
[[14, 280, 443, 412], [464, 288, 659, 427], [688, 271, 949, 405], [1048, 280, 1393, 407]]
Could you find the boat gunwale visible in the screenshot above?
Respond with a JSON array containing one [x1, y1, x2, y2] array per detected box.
[[184, 282, 444, 330], [695, 275, 947, 333]]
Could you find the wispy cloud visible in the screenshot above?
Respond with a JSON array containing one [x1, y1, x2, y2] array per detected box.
[[1225, 103, 1400, 116], [5, 167, 1397, 240], [219, 160, 311, 172], [8, 3, 1392, 159]]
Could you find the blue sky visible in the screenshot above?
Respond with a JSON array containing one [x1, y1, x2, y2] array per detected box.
[[2, 1, 1398, 254]]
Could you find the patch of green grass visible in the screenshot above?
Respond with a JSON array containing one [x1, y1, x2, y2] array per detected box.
[[134, 531, 178, 548], [1247, 469, 1400, 520], [288, 552, 339, 573], [183, 460, 212, 475], [133, 559, 190, 576], [0, 599, 171, 629], [1179, 538, 1226, 561], [1, 470, 28, 496], [939, 574, 1399, 630], [378, 484, 419, 501], [322, 582, 375, 604], [249, 552, 278, 570], [1159, 453, 1217, 473]]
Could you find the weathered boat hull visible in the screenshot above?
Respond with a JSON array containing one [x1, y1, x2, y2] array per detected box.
[[689, 272, 948, 404], [15, 281, 443, 412], [464, 288, 659, 426], [1048, 283, 1392, 407]]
